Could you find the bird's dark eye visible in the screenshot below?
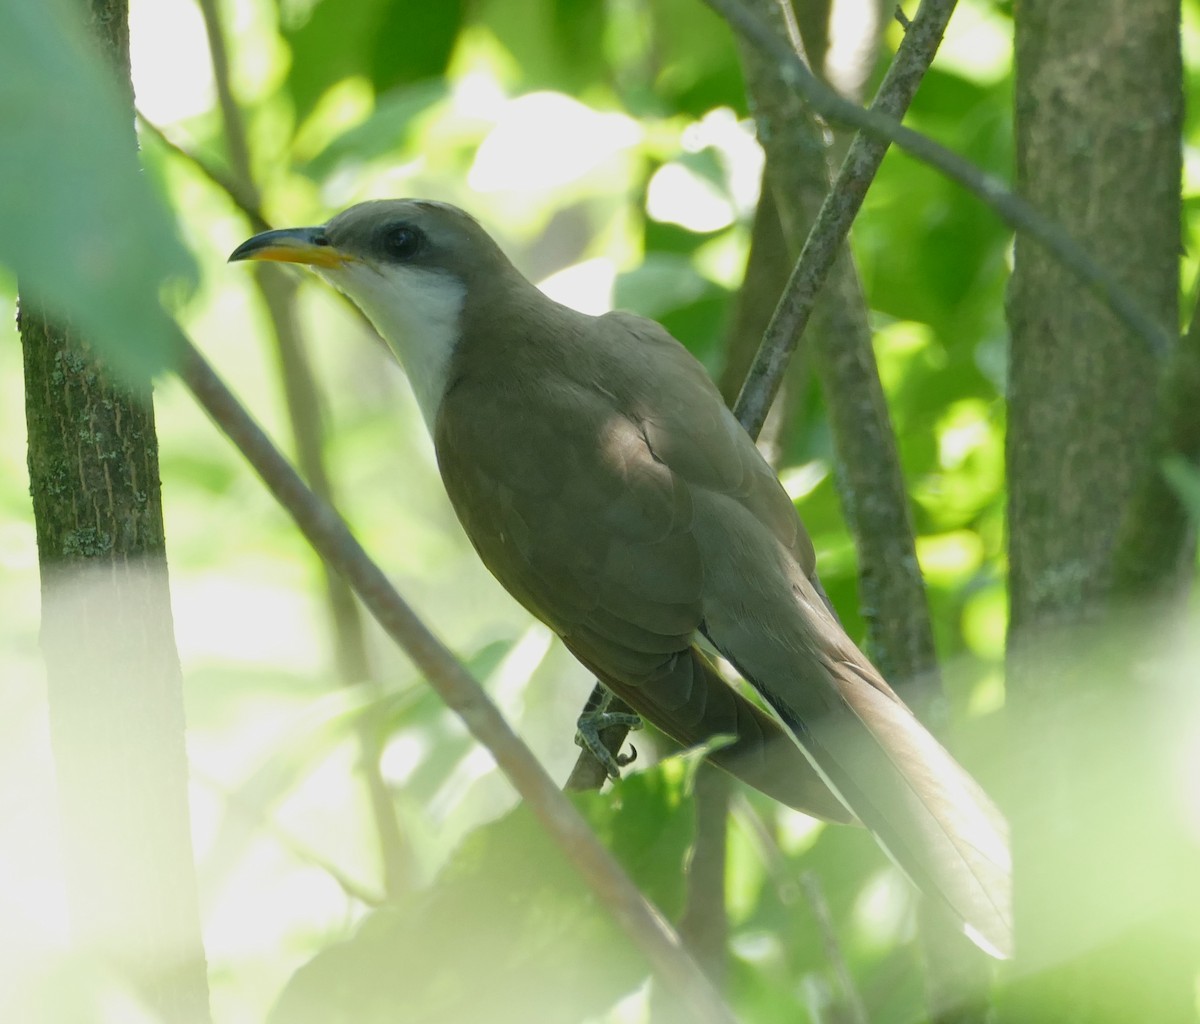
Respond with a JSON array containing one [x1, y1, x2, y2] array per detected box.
[[382, 224, 424, 261]]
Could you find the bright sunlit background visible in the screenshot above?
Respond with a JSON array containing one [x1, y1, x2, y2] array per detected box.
[[3, 0, 1200, 1021]]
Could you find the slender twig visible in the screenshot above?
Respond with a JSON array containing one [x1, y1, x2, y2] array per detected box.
[[736, 0, 943, 705], [733, 798, 867, 1022], [192, 0, 411, 897], [194, 771, 385, 908], [734, 0, 961, 434], [676, 765, 731, 987], [799, 872, 870, 1024], [173, 333, 738, 1024], [703, 0, 1171, 437], [136, 115, 267, 232], [195, 0, 253, 186]]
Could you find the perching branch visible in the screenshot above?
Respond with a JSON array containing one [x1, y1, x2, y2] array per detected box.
[[703, 0, 1173, 402], [173, 332, 737, 1024]]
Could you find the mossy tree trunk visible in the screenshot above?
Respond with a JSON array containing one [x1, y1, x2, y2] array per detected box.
[[18, 0, 211, 1020], [1003, 2, 1194, 1021]]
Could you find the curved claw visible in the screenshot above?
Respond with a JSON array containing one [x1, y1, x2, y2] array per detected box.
[[574, 709, 643, 781]]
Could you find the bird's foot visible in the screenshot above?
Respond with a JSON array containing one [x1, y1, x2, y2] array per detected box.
[[574, 710, 643, 781]]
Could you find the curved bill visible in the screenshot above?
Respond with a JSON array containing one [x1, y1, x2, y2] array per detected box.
[[228, 226, 349, 268]]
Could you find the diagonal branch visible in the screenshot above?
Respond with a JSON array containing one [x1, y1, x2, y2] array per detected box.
[[172, 332, 737, 1024], [704, 0, 1173, 403], [732, 0, 960, 437], [734, 0, 944, 712]]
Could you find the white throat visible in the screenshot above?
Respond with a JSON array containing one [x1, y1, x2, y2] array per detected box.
[[322, 263, 466, 431]]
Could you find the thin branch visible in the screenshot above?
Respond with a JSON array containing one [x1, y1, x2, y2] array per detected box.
[[676, 765, 731, 987], [136, 115, 267, 232], [735, 0, 942, 708], [195, 771, 385, 908], [192, 0, 412, 897], [172, 333, 738, 1024], [195, 0, 253, 187], [799, 872, 870, 1024], [734, 0, 960, 434], [703, 0, 1171, 438], [733, 798, 867, 1023]]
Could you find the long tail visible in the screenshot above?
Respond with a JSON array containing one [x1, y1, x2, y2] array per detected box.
[[765, 654, 1012, 958]]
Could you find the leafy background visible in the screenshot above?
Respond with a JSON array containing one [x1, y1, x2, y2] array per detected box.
[[1, 0, 1199, 1021]]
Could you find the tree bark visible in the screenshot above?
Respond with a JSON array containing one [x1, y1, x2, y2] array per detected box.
[[1004, 2, 1191, 1021], [18, 0, 211, 1019]]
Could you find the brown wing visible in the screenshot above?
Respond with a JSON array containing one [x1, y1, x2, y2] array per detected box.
[[601, 311, 818, 578], [432, 309, 849, 820]]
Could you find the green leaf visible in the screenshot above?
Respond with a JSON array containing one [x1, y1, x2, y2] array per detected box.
[[477, 0, 610, 94], [644, 0, 746, 115], [269, 758, 697, 1023], [1162, 454, 1200, 519], [283, 0, 462, 126], [578, 755, 699, 919], [372, 1, 465, 96], [297, 80, 448, 182], [0, 0, 193, 378]]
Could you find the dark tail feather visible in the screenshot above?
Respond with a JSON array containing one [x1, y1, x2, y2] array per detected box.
[[569, 643, 855, 823]]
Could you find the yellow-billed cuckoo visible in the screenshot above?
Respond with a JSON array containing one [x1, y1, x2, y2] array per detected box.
[[230, 199, 1011, 957]]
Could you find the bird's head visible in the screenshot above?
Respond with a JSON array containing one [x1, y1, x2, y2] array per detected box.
[[230, 198, 526, 427]]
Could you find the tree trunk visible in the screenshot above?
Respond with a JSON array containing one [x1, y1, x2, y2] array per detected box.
[[1004, 2, 1192, 1020], [18, 0, 211, 1019]]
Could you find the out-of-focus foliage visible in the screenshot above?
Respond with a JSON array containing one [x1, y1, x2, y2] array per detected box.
[[270, 762, 696, 1024], [2, 0, 1199, 1022], [0, 0, 193, 378]]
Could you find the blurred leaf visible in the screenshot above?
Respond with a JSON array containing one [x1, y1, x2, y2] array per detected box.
[[644, 0, 746, 115], [373, 1, 465, 94], [477, 0, 609, 94], [270, 761, 696, 1023], [0, 0, 193, 378], [283, 0, 463, 125], [614, 252, 711, 319], [1162, 454, 1200, 519], [581, 755, 698, 920], [298, 80, 448, 181]]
